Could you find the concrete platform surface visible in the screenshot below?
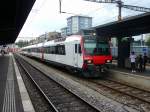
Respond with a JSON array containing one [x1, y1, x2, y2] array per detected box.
[[0, 54, 35, 112], [111, 62, 150, 77], [110, 64, 150, 91]]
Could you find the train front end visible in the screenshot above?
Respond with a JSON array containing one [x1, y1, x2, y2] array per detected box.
[[82, 37, 112, 77]]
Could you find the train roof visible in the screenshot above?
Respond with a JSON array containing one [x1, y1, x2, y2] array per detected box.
[[45, 35, 82, 45], [22, 35, 82, 49]]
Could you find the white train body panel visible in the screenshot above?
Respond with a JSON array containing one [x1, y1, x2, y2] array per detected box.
[[22, 35, 83, 68]]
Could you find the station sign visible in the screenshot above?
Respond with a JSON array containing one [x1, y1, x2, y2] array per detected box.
[[142, 48, 147, 52]]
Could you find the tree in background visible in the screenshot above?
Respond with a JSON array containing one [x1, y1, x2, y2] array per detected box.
[[146, 36, 150, 46], [15, 40, 29, 48]]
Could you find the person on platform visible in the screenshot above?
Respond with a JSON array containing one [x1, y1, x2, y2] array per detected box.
[[143, 53, 148, 71], [130, 51, 136, 73], [138, 54, 143, 72]]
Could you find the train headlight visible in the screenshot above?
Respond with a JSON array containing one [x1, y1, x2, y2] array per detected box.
[[106, 60, 111, 63], [87, 60, 93, 64], [84, 59, 93, 64]]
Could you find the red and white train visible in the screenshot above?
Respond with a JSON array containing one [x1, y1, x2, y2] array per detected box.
[[21, 34, 112, 77]]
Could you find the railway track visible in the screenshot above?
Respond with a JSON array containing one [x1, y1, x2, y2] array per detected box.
[[91, 79, 150, 104], [15, 55, 100, 112], [87, 79, 150, 111]]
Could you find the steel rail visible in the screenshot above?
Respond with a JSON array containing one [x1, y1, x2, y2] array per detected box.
[[16, 56, 59, 112], [107, 78, 150, 93], [91, 79, 150, 104]]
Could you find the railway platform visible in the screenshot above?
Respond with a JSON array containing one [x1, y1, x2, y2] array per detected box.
[[111, 62, 150, 77], [112, 64, 150, 77], [110, 63, 150, 92], [0, 53, 35, 112]]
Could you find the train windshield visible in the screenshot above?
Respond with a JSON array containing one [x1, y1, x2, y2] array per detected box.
[[84, 40, 110, 55]]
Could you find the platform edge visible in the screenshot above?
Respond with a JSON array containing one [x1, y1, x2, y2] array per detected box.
[[12, 54, 35, 112]]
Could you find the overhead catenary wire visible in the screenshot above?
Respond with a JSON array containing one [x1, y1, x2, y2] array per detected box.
[[84, 0, 150, 21]]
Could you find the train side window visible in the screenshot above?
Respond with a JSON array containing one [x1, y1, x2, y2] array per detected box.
[[54, 46, 56, 54], [63, 45, 66, 55], [57, 45, 65, 55], [75, 44, 81, 54], [48, 47, 50, 53], [45, 47, 47, 53], [38, 48, 40, 53], [50, 46, 53, 54], [61, 45, 65, 55], [46, 47, 49, 53], [44, 47, 46, 53], [51, 46, 55, 54], [75, 44, 77, 53], [78, 44, 81, 54], [43, 47, 45, 53]]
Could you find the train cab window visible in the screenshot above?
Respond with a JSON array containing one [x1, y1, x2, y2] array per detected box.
[[84, 40, 110, 55]]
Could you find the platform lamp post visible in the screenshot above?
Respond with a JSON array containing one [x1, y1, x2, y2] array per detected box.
[[141, 34, 144, 46], [59, 0, 62, 13], [117, 0, 122, 21]]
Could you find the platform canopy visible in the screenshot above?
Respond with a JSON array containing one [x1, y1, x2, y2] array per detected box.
[[95, 12, 150, 38], [0, 0, 35, 45]]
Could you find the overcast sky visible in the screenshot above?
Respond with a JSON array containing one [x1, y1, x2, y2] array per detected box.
[[17, 0, 150, 41]]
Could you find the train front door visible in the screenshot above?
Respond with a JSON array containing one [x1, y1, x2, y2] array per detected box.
[[74, 44, 82, 68]]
